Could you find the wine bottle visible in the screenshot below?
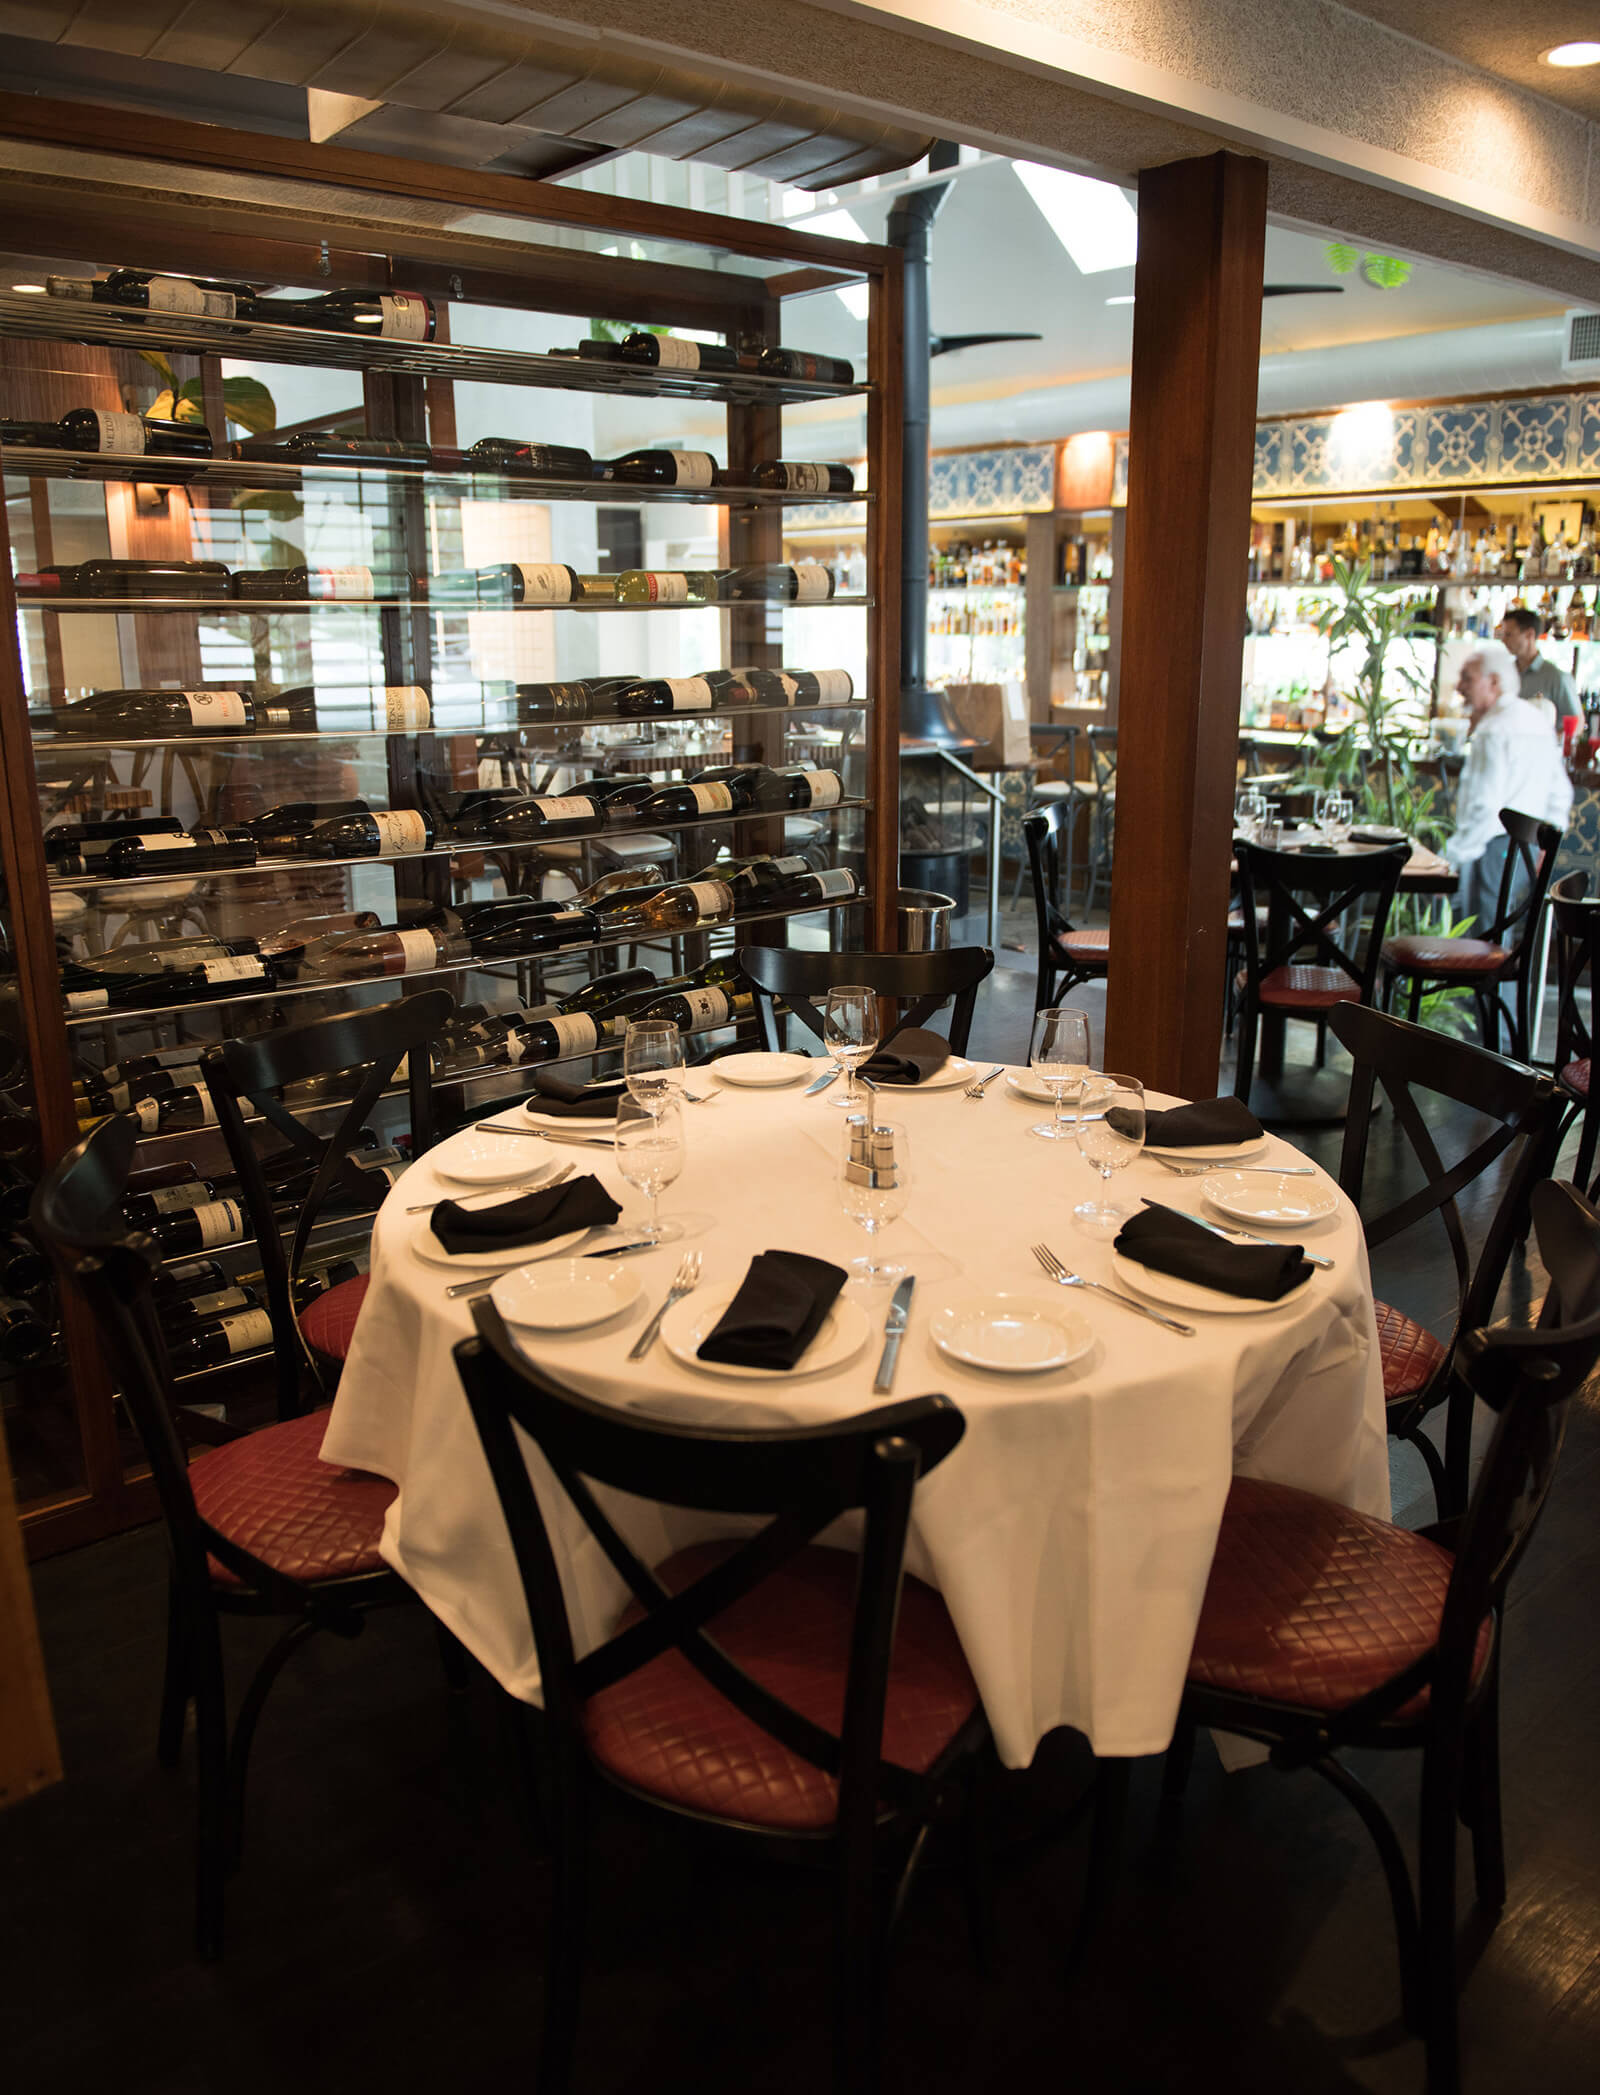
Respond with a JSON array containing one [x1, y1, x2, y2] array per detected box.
[[0, 1164, 34, 1227], [14, 559, 230, 600], [45, 815, 183, 858], [169, 1307, 276, 1371], [303, 807, 435, 860], [734, 666, 855, 706], [0, 1230, 49, 1296], [613, 569, 719, 606], [593, 879, 734, 937], [244, 802, 371, 858], [153, 1256, 227, 1294], [632, 778, 748, 822], [231, 564, 417, 602], [572, 776, 654, 825], [254, 289, 435, 340], [125, 1178, 218, 1226], [713, 853, 814, 912], [612, 674, 718, 717], [48, 268, 258, 318], [598, 449, 717, 489], [509, 1007, 628, 1063], [432, 563, 615, 607], [764, 767, 844, 811], [48, 689, 273, 738], [149, 1197, 246, 1254], [507, 680, 593, 724], [726, 460, 856, 495], [292, 1255, 366, 1310], [99, 828, 258, 877], [70, 952, 275, 1015], [230, 431, 431, 467], [466, 909, 600, 959], [575, 865, 670, 907], [475, 794, 608, 844], [98, 1050, 212, 1089], [588, 331, 741, 373], [261, 685, 432, 733], [718, 563, 835, 603], [156, 1282, 258, 1329], [757, 347, 855, 385], [761, 865, 859, 911], [466, 438, 595, 480], [0, 1294, 51, 1364], [635, 983, 755, 1036], [131, 1086, 221, 1138], [0, 409, 212, 459], [301, 924, 470, 982], [256, 910, 382, 967]]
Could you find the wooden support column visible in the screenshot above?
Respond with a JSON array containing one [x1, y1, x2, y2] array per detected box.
[[1103, 151, 1266, 1099]]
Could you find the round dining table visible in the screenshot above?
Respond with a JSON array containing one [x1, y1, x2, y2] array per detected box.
[[321, 1061, 1390, 1766]]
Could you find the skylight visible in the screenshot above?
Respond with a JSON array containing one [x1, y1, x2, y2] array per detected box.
[[1013, 164, 1138, 276]]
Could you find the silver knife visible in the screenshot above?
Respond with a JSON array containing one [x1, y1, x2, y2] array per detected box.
[[873, 1275, 915, 1393], [804, 1067, 840, 1096], [1139, 1198, 1334, 1270]]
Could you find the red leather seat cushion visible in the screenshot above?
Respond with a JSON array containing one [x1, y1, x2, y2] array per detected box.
[[1256, 965, 1361, 1010], [1383, 935, 1510, 975], [1188, 1476, 1490, 1718], [1562, 1058, 1590, 1099], [299, 1272, 371, 1362], [583, 1542, 979, 1831], [1376, 1299, 1448, 1403], [1053, 927, 1110, 966], [191, 1407, 395, 1587]]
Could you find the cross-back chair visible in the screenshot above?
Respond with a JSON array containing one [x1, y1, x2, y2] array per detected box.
[[737, 943, 994, 1057], [1023, 802, 1111, 1013], [454, 1296, 989, 2095], [1547, 869, 1600, 1197]]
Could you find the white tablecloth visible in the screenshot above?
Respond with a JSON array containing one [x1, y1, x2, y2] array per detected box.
[[322, 1070, 1390, 1763]]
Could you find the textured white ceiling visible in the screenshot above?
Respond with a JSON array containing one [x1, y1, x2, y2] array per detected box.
[[1339, 3, 1600, 122]]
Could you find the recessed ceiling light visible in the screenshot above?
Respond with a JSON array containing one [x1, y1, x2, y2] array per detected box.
[[1104, 295, 1135, 306], [10, 283, 45, 295], [1542, 41, 1600, 66]]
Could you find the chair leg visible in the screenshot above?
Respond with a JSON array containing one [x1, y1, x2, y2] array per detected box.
[[1409, 973, 1424, 1026], [1404, 1421, 1451, 1523], [538, 1749, 589, 2095], [1312, 1753, 1424, 2036], [1465, 1658, 1506, 1919], [1232, 999, 1259, 1108], [158, 1571, 191, 1770], [961, 1744, 997, 1977], [190, 1623, 229, 1961], [226, 1617, 322, 1867], [834, 1818, 884, 2095], [1418, 1742, 1465, 2095], [1068, 1756, 1130, 1971]]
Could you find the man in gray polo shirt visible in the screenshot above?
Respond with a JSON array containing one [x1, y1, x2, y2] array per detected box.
[[1498, 605, 1580, 729]]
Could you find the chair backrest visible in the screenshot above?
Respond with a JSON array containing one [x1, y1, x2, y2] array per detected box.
[[1330, 1001, 1562, 1353], [29, 1116, 302, 1606], [1483, 807, 1564, 954], [1234, 839, 1409, 1005], [1087, 726, 1117, 792], [1550, 870, 1598, 1079], [201, 989, 457, 1416], [1022, 802, 1081, 951], [453, 1299, 966, 1825], [736, 944, 995, 1055]]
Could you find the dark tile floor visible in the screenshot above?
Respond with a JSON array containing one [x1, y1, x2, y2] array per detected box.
[[5, 937, 1599, 2095]]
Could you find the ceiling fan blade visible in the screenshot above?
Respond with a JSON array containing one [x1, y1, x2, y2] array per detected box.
[[929, 331, 1044, 356], [1262, 284, 1346, 298]]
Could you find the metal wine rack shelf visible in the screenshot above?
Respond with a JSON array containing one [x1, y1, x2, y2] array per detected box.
[[18, 594, 873, 614], [0, 292, 868, 407]]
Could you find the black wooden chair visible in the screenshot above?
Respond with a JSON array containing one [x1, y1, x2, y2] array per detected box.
[[1023, 802, 1111, 1014], [1381, 808, 1564, 1063], [737, 943, 994, 1056], [200, 990, 456, 1418], [1232, 838, 1408, 1110], [1165, 1177, 1600, 2095], [454, 1296, 990, 2095], [1080, 726, 1118, 915], [1330, 1000, 1562, 1516], [1547, 871, 1600, 1198], [30, 1114, 413, 1957]]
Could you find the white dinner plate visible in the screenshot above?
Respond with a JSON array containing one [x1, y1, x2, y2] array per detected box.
[[660, 1285, 870, 1379], [930, 1294, 1094, 1373], [1201, 1170, 1339, 1227], [412, 1222, 591, 1272], [1005, 1068, 1092, 1105], [1143, 1138, 1268, 1164], [492, 1258, 641, 1331], [1110, 1247, 1311, 1316], [868, 1055, 977, 1092], [711, 1052, 817, 1088], [437, 1137, 561, 1190]]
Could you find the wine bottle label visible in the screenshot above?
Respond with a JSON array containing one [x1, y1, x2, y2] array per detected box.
[[148, 277, 236, 319], [768, 856, 810, 876], [550, 1014, 600, 1055], [530, 797, 598, 823], [201, 957, 268, 984], [803, 771, 843, 807], [136, 1090, 218, 1134], [194, 1200, 243, 1249], [194, 830, 231, 847], [154, 837, 200, 851], [66, 990, 109, 1012], [776, 463, 830, 493], [182, 1287, 248, 1318], [379, 294, 429, 340], [793, 563, 832, 602], [93, 410, 146, 454], [653, 338, 701, 371], [512, 564, 574, 605], [395, 930, 440, 973], [310, 567, 373, 599], [644, 574, 690, 604], [220, 1308, 273, 1355], [151, 1184, 210, 1214], [183, 691, 248, 729], [371, 810, 428, 855], [813, 670, 854, 704], [776, 673, 800, 702], [686, 784, 734, 813], [681, 988, 731, 1029], [668, 451, 715, 488], [808, 868, 858, 900], [385, 687, 431, 729], [663, 677, 713, 711], [686, 881, 727, 916]]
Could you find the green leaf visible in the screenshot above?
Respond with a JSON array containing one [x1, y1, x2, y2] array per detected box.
[[1361, 252, 1412, 290], [230, 488, 303, 520], [136, 349, 179, 391], [146, 389, 178, 422], [1324, 241, 1359, 275], [219, 375, 276, 435]]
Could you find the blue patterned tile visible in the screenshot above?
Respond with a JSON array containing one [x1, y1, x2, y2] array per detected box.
[[1254, 422, 1285, 493], [1575, 395, 1600, 477], [1499, 395, 1574, 479], [1422, 405, 1491, 480], [928, 443, 1056, 518]]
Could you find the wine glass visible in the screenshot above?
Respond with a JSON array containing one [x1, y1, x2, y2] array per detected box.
[[615, 1095, 684, 1244], [1324, 793, 1354, 845], [1312, 786, 1332, 836], [1029, 1006, 1092, 1141], [1235, 787, 1266, 841], [1073, 1075, 1145, 1237], [823, 985, 882, 1110], [624, 1018, 684, 1118], [839, 1118, 910, 1285]]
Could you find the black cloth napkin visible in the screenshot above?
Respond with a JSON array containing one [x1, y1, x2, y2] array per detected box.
[[861, 1027, 952, 1086], [430, 1173, 621, 1257], [1110, 1096, 1264, 1147], [696, 1249, 848, 1371], [528, 1071, 627, 1120], [1114, 1206, 1312, 1302]]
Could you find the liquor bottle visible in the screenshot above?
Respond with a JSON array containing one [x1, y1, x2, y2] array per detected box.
[[156, 1282, 259, 1329], [432, 563, 615, 607], [507, 680, 594, 724], [592, 879, 734, 937], [230, 431, 431, 467], [612, 674, 719, 717], [724, 460, 856, 495], [98, 828, 258, 877], [301, 923, 471, 982], [259, 685, 432, 733], [466, 908, 600, 960], [244, 802, 372, 858], [253, 289, 435, 340], [734, 666, 855, 707], [48, 688, 275, 738], [599, 450, 717, 489], [465, 438, 595, 481], [0, 409, 212, 458], [14, 559, 230, 600], [579, 331, 740, 374], [755, 346, 855, 385], [0, 1294, 51, 1364], [130, 1086, 221, 1138], [231, 563, 418, 602], [718, 563, 835, 603], [149, 1196, 246, 1255], [0, 1230, 49, 1297], [613, 569, 719, 605], [168, 1307, 276, 1371], [302, 807, 435, 860], [48, 268, 258, 318], [477, 793, 609, 843]]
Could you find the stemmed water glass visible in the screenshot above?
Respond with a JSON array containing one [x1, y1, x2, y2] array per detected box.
[[1028, 1006, 1092, 1141], [823, 985, 882, 1110], [623, 1018, 685, 1118], [1323, 793, 1354, 845], [1235, 787, 1266, 841], [1072, 1075, 1146, 1237], [839, 1118, 910, 1284], [615, 1095, 685, 1244]]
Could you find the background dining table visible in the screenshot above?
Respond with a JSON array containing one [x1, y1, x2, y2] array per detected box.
[[321, 1062, 1390, 1766]]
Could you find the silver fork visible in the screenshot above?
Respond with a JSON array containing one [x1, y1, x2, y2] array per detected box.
[[1031, 1242, 1194, 1335], [1147, 1153, 1316, 1179], [965, 1064, 1006, 1100], [627, 1249, 702, 1359]]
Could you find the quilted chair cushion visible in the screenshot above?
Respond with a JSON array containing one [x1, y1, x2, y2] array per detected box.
[[191, 1407, 395, 1587], [583, 1542, 980, 1831], [1053, 927, 1111, 966], [1562, 1058, 1590, 1100], [1256, 965, 1361, 1010], [1187, 1476, 1491, 1719], [1376, 1300, 1449, 1404], [299, 1272, 371, 1362], [1383, 935, 1510, 975]]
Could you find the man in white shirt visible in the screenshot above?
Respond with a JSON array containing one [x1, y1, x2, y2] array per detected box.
[[1445, 639, 1573, 929], [1497, 605, 1581, 730]]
